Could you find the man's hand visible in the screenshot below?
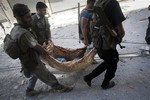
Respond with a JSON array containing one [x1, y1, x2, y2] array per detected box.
[[114, 35, 122, 44], [42, 49, 49, 56], [83, 39, 89, 46], [48, 40, 54, 45], [33, 44, 49, 56], [115, 23, 125, 38]]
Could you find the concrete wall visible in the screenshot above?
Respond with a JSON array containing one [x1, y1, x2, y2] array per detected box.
[[49, 0, 86, 13], [0, 0, 13, 23], [0, 0, 86, 23], [7, 0, 45, 13], [0, 7, 7, 22]]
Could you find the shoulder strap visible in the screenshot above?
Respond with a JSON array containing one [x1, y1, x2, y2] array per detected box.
[[10, 24, 27, 40], [32, 14, 38, 22], [11, 24, 30, 52], [32, 14, 41, 32], [95, 0, 111, 9], [42, 16, 47, 31], [94, 6, 112, 28]]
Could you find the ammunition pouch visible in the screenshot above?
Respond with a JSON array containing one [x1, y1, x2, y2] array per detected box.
[[92, 25, 117, 50]]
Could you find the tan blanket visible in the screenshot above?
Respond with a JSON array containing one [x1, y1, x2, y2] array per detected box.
[[42, 44, 96, 72]]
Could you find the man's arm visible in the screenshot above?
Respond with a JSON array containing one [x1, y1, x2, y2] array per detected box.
[[115, 23, 125, 38], [81, 18, 89, 45], [33, 44, 49, 56], [22, 32, 49, 56], [105, 0, 125, 39]]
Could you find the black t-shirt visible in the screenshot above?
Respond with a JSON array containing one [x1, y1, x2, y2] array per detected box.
[[104, 0, 125, 27]]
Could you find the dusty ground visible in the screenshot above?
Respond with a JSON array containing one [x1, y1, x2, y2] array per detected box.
[[0, 0, 150, 100]]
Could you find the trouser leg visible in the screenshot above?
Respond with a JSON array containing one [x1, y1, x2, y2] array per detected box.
[[85, 62, 107, 81], [101, 61, 118, 87], [27, 75, 38, 90], [32, 61, 59, 87], [85, 48, 107, 80], [101, 49, 119, 87]]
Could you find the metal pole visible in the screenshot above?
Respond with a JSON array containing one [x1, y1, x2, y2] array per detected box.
[[78, 2, 81, 43]]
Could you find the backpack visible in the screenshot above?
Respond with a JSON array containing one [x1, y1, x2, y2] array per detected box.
[[3, 34, 20, 59], [92, 0, 119, 49], [145, 17, 150, 44], [3, 25, 26, 59]]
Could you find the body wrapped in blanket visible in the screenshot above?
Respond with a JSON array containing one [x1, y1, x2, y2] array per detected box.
[[41, 44, 96, 72]]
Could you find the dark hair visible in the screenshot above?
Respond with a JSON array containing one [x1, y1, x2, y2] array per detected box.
[[13, 3, 30, 17], [36, 2, 47, 10], [87, 0, 95, 4]]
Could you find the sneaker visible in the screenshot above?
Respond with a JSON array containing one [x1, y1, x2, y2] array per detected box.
[[92, 59, 99, 64], [101, 81, 115, 90], [83, 76, 92, 87], [51, 85, 73, 93], [26, 89, 41, 96]]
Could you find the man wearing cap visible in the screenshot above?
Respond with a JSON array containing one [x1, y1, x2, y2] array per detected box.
[[32, 2, 51, 45], [11, 3, 72, 96]]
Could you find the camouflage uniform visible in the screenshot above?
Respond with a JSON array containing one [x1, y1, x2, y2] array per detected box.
[[11, 24, 58, 91], [84, 0, 125, 88], [32, 14, 50, 45]]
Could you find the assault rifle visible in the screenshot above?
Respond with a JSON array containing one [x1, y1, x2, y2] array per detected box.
[[92, 6, 125, 49], [106, 25, 125, 49]]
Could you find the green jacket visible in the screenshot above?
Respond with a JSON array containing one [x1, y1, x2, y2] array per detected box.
[[11, 24, 39, 71], [32, 14, 50, 45]]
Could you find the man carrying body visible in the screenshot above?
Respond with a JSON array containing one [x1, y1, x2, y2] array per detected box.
[[32, 2, 51, 45], [11, 3, 72, 96], [79, 0, 98, 64], [84, 0, 125, 89]]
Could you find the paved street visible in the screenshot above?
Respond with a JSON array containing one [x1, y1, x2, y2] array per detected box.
[[0, 0, 150, 100]]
